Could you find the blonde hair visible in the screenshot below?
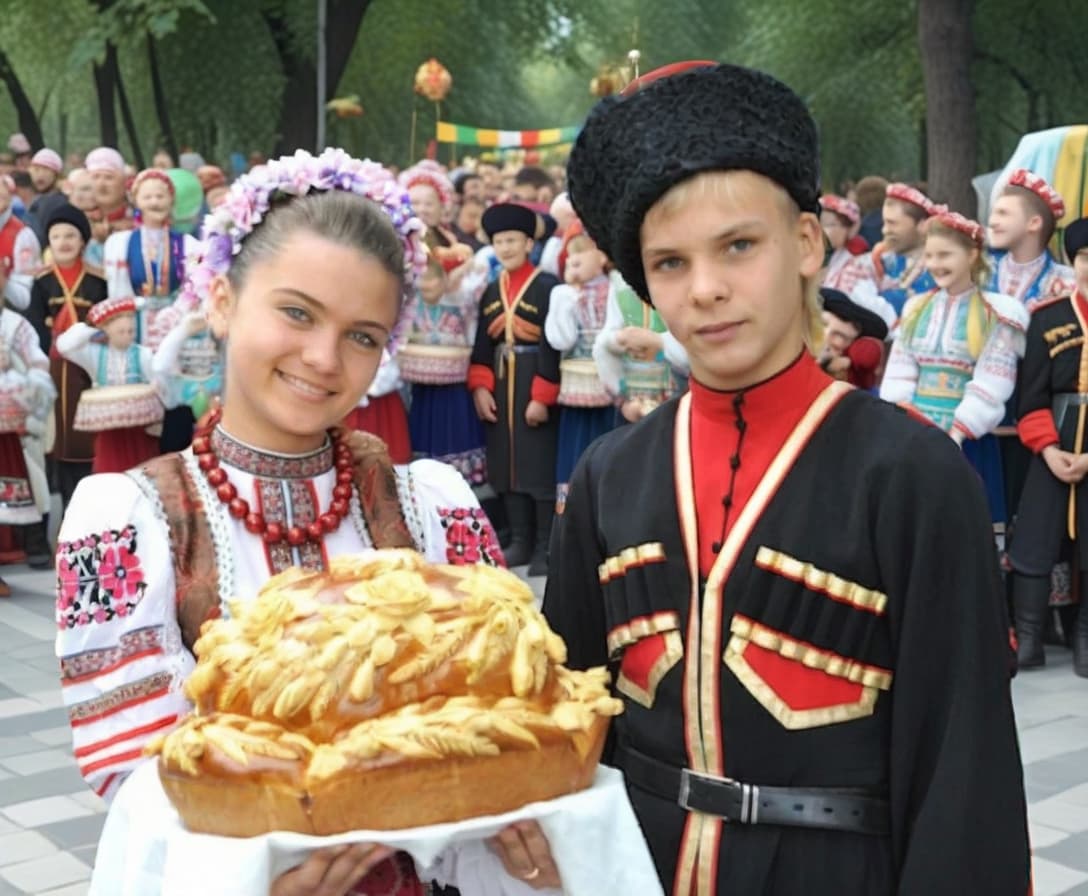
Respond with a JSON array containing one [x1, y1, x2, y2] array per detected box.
[[901, 222, 993, 359], [644, 170, 823, 351], [565, 234, 596, 255]]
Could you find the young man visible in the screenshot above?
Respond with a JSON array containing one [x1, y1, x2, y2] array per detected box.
[[520, 61, 1029, 896], [1008, 217, 1088, 675], [988, 168, 1073, 309], [850, 182, 938, 318], [468, 203, 561, 576]]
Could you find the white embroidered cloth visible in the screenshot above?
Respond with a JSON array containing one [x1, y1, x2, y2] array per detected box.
[[88, 759, 663, 896]]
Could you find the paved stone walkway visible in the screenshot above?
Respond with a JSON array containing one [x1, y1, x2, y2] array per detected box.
[[2, 565, 1088, 894]]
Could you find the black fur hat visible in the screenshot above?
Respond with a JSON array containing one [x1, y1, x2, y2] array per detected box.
[[567, 62, 821, 303]]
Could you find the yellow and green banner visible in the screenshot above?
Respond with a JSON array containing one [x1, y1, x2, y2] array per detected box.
[[435, 121, 580, 147]]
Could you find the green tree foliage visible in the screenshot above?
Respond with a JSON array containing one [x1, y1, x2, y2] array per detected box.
[[1, 0, 1087, 186]]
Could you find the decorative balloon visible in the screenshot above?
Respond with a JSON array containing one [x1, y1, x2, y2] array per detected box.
[[166, 168, 204, 235], [326, 95, 364, 118], [415, 58, 452, 102]]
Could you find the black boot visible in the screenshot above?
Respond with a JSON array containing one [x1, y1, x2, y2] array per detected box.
[[1012, 573, 1051, 669], [527, 499, 554, 578], [23, 516, 52, 570], [502, 493, 533, 568]]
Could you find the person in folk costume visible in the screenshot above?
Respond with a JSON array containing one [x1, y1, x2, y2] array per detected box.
[[0, 173, 42, 313], [1007, 218, 1088, 675], [544, 232, 616, 513], [849, 183, 939, 319], [817, 287, 888, 392], [532, 61, 1030, 896], [399, 255, 486, 485], [103, 168, 199, 348], [150, 306, 224, 424], [54, 296, 163, 474], [0, 300, 56, 588], [818, 194, 871, 293], [400, 162, 475, 282], [341, 348, 412, 464], [988, 169, 1074, 310], [84, 147, 134, 253], [54, 150, 517, 896], [593, 267, 690, 424], [468, 203, 561, 576], [881, 212, 1029, 527], [24, 203, 108, 508]]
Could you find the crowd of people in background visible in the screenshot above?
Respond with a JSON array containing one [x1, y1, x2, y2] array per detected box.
[[0, 126, 1086, 681]]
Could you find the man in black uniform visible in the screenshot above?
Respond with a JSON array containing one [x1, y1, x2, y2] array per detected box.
[[468, 203, 561, 576], [1009, 217, 1088, 675], [489, 61, 1030, 895]]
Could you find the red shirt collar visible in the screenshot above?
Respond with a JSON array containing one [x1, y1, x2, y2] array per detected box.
[[689, 352, 832, 426]]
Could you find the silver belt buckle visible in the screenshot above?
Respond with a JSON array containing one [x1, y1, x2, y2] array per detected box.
[[678, 768, 760, 823]]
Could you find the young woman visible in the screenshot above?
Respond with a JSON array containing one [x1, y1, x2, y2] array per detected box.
[[533, 61, 1029, 895], [881, 212, 1029, 525], [818, 193, 866, 292], [55, 150, 505, 896]]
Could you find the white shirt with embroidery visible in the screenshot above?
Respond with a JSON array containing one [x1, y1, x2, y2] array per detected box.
[[54, 434, 503, 802]]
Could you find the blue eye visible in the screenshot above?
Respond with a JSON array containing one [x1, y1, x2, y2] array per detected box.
[[729, 239, 753, 253], [652, 257, 683, 272], [282, 306, 311, 323], [348, 331, 380, 348]]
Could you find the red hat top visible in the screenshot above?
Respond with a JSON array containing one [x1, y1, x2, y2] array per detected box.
[[886, 183, 938, 216], [87, 296, 138, 328], [1006, 169, 1066, 220], [931, 211, 985, 247], [820, 194, 860, 225]]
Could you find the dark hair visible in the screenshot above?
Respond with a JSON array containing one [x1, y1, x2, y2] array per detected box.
[[454, 172, 481, 196], [228, 190, 404, 296], [460, 195, 485, 208], [514, 166, 555, 190], [854, 176, 889, 215], [11, 171, 31, 189]]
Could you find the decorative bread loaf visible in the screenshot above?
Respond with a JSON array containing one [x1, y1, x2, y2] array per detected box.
[[149, 550, 621, 836]]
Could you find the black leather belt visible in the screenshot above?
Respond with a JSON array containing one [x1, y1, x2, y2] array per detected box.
[[616, 743, 890, 836]]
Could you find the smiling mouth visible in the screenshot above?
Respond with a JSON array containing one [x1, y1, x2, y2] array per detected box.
[[277, 370, 335, 398], [696, 321, 742, 336]]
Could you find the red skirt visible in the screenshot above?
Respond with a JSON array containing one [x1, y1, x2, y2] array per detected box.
[[343, 394, 412, 464], [92, 426, 160, 474], [0, 430, 37, 528]]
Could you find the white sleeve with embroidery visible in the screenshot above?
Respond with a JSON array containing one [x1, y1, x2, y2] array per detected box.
[[3, 227, 41, 310], [54, 473, 194, 802], [544, 283, 580, 352], [592, 286, 625, 396], [954, 321, 1026, 439], [879, 335, 921, 407], [406, 458, 505, 567], [103, 232, 135, 299], [54, 323, 100, 380], [367, 350, 402, 399]]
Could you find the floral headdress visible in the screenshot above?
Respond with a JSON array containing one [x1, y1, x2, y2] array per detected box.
[[399, 163, 455, 209], [178, 148, 428, 349]]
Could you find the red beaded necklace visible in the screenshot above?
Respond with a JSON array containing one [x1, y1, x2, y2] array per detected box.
[[191, 409, 355, 547]]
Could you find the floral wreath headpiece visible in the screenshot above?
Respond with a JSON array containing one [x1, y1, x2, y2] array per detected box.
[[178, 148, 427, 348]]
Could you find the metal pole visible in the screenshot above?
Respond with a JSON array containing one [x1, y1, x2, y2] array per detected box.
[[316, 0, 327, 152]]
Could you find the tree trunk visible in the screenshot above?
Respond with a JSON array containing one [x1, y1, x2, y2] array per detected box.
[[147, 35, 178, 162], [115, 51, 145, 169], [0, 47, 43, 149], [93, 50, 118, 148], [266, 0, 372, 155], [918, 0, 977, 215]]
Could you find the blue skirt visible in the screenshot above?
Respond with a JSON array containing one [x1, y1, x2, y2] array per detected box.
[[409, 383, 486, 485], [556, 405, 616, 488], [963, 433, 1007, 526]]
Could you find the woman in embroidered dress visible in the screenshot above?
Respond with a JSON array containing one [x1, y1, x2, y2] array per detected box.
[[880, 212, 1029, 525], [819, 194, 870, 293], [54, 150, 506, 896]]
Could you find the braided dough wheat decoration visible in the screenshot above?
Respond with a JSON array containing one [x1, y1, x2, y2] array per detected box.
[[149, 550, 621, 836]]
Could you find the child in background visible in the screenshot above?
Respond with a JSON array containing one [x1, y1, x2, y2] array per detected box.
[[342, 349, 412, 465], [544, 234, 615, 512], [400, 257, 485, 485]]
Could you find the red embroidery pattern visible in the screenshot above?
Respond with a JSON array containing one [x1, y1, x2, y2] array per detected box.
[[287, 479, 324, 570], [211, 428, 333, 479], [67, 670, 172, 723], [60, 625, 165, 681], [56, 526, 148, 629], [437, 507, 504, 567], [256, 479, 324, 574]]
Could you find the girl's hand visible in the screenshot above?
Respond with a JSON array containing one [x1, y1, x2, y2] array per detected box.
[[270, 844, 394, 896], [487, 821, 562, 889], [1043, 445, 1082, 484], [474, 387, 498, 423]]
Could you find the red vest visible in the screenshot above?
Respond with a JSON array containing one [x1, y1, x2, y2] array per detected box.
[[0, 215, 23, 275]]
